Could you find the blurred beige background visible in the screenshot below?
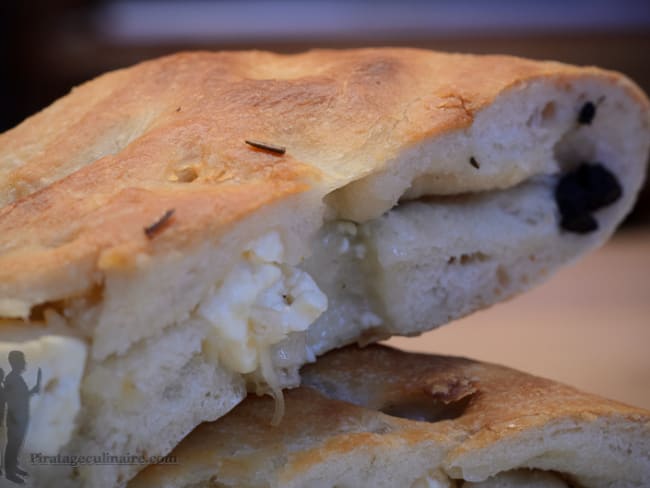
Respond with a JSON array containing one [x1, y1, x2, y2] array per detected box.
[[388, 230, 650, 409]]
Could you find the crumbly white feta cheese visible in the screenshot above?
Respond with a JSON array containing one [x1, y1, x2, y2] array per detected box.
[[199, 231, 327, 374]]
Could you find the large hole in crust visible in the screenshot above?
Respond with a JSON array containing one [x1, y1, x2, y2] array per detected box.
[[380, 393, 474, 423], [378, 378, 478, 423]]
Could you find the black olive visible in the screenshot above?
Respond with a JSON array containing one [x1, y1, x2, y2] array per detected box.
[[575, 163, 622, 210], [560, 213, 599, 234], [554, 162, 622, 234]]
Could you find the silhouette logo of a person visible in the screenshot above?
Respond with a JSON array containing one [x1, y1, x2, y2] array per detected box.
[[2, 351, 41, 485]]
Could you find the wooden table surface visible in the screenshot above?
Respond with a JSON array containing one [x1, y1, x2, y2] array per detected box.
[[387, 229, 650, 410]]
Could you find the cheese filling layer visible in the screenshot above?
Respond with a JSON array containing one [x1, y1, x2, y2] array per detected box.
[[198, 231, 327, 375]]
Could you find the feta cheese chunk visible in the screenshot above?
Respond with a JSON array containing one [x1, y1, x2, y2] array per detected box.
[[199, 231, 327, 374]]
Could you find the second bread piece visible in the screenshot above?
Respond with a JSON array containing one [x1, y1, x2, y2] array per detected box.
[[131, 345, 650, 488]]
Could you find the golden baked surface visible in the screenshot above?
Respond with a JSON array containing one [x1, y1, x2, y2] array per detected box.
[[131, 345, 650, 487], [0, 48, 646, 315]]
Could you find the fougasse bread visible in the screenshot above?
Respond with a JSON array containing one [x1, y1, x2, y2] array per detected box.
[[130, 345, 650, 488], [0, 48, 648, 486]]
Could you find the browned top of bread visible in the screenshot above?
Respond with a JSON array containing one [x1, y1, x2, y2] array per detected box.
[[2, 48, 647, 317], [130, 345, 650, 487]]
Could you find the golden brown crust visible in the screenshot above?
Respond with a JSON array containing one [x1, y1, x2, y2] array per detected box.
[[130, 345, 650, 487], [1, 48, 648, 315]]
